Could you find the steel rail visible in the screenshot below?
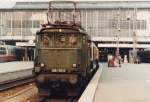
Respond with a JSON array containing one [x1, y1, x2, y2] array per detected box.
[[0, 76, 35, 91]]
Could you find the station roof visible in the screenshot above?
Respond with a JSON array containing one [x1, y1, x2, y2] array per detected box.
[[2, 1, 150, 10]]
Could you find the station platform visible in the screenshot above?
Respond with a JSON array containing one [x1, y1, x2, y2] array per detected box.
[[78, 63, 103, 102], [94, 63, 150, 102], [0, 61, 34, 83], [79, 63, 150, 102]]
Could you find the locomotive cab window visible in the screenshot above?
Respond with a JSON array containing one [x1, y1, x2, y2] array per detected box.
[[59, 35, 66, 42], [55, 33, 80, 48], [68, 33, 82, 48], [43, 35, 50, 47], [58, 34, 66, 43], [38, 34, 53, 48], [55, 34, 66, 47], [69, 34, 77, 45], [37, 33, 82, 48]]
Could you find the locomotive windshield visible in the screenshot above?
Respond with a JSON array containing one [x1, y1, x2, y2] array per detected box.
[[37, 33, 81, 48]]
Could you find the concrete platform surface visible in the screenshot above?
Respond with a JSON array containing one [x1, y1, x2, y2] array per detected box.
[[0, 61, 34, 83], [94, 63, 150, 102], [0, 61, 33, 74], [78, 64, 102, 102]]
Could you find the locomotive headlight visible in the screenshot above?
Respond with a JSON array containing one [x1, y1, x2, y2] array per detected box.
[[40, 63, 45, 67], [72, 64, 77, 68], [69, 75, 78, 84]]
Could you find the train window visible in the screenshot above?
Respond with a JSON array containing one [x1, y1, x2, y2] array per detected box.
[[59, 35, 66, 43], [0, 47, 5, 51], [0, 47, 6, 55], [11, 48, 15, 55], [55, 34, 66, 47], [42, 35, 50, 47], [69, 34, 77, 45], [53, 34, 81, 47]]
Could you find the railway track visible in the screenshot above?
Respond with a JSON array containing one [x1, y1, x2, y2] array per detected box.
[[38, 67, 99, 102], [0, 83, 38, 102], [0, 75, 35, 91], [39, 86, 84, 102], [39, 86, 80, 102]]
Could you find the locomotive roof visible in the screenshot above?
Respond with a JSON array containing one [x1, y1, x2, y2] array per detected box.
[[37, 23, 88, 35]]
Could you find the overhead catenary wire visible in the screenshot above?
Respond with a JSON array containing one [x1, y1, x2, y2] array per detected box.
[[46, 1, 81, 25]]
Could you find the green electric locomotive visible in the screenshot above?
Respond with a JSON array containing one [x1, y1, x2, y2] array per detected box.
[[33, 1, 99, 95]]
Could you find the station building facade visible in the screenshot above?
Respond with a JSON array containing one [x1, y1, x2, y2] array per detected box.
[[0, 1, 150, 61]]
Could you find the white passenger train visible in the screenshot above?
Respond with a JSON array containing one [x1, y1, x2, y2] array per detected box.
[[0, 44, 16, 62]]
